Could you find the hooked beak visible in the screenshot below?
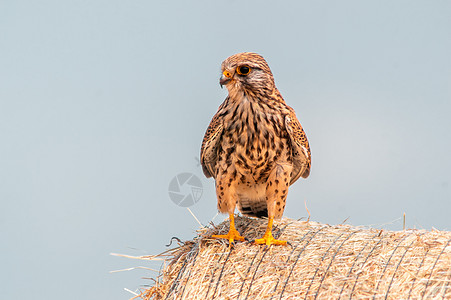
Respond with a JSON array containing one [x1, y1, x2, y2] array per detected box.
[[219, 70, 232, 88]]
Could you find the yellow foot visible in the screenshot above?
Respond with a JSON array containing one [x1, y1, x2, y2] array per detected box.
[[254, 233, 287, 246], [212, 228, 245, 245]]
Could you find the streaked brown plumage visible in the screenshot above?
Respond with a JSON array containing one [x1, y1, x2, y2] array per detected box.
[[201, 52, 311, 245]]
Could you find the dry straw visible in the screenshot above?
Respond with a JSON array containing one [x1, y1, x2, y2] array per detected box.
[[127, 216, 451, 299]]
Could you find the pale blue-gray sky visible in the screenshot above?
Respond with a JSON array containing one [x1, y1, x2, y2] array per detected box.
[[1, 1, 450, 299]]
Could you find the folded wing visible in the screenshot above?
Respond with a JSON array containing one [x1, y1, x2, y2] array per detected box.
[[200, 108, 224, 178], [285, 107, 311, 184]]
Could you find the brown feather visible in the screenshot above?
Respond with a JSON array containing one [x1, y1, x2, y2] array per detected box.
[[200, 52, 311, 220]]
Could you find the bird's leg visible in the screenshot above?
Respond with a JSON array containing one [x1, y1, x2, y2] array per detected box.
[[254, 164, 290, 246], [212, 172, 244, 245], [212, 213, 245, 244], [254, 216, 287, 246]]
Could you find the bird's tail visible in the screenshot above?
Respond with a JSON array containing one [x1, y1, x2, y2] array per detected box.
[[237, 196, 269, 218]]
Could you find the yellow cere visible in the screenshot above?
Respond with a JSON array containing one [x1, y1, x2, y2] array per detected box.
[[223, 70, 232, 78]]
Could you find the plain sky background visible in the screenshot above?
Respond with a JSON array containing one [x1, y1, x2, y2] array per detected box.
[[1, 1, 450, 299]]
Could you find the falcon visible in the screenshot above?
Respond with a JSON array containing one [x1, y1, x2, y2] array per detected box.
[[200, 52, 311, 246]]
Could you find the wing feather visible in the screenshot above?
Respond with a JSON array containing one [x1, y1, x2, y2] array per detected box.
[[200, 108, 224, 178], [285, 107, 311, 184]]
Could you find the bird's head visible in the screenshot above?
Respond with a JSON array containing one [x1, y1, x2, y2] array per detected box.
[[220, 52, 276, 96]]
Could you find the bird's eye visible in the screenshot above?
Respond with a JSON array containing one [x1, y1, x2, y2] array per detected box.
[[236, 66, 251, 76]]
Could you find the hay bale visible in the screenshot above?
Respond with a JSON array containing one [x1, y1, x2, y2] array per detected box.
[[138, 216, 451, 299]]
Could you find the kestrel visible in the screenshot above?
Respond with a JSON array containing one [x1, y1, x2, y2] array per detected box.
[[201, 52, 311, 246]]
